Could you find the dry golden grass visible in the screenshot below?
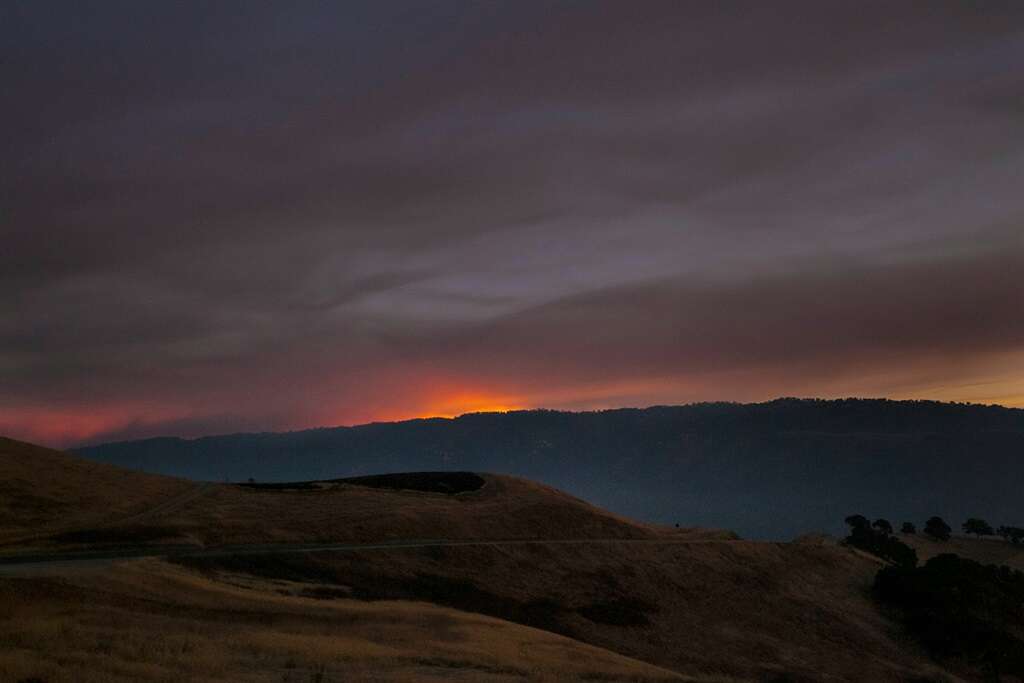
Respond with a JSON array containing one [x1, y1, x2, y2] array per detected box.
[[2, 436, 717, 552], [0, 437, 969, 681], [0, 559, 689, 683], [181, 540, 961, 682], [0, 437, 193, 544], [899, 532, 1024, 570], [159, 473, 670, 546]]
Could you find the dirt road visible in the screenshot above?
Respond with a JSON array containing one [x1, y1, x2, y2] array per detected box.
[[0, 537, 733, 575]]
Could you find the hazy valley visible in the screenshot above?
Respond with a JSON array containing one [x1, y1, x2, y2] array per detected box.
[[77, 399, 1024, 540]]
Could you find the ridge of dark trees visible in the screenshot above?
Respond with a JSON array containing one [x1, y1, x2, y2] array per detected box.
[[845, 512, 1024, 677], [875, 555, 1024, 677], [843, 515, 917, 568]]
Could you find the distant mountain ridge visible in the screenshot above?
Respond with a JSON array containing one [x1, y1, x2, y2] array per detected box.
[[75, 398, 1024, 539]]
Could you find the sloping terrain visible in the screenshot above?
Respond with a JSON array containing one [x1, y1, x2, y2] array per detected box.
[[1, 437, 964, 681], [180, 539, 955, 682], [77, 399, 1024, 539], [0, 559, 686, 683], [0, 437, 194, 544], [2, 436, 678, 551], [899, 533, 1024, 571], [161, 471, 667, 546]]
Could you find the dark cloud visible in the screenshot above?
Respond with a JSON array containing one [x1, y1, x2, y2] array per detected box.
[[3, 2, 1024, 446]]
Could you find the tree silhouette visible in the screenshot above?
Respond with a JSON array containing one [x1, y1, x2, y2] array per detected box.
[[925, 516, 952, 541], [845, 514, 870, 531], [874, 554, 1024, 677], [901, 522, 916, 534], [844, 514, 917, 568], [962, 518, 994, 537], [998, 526, 1024, 545], [873, 519, 894, 535]]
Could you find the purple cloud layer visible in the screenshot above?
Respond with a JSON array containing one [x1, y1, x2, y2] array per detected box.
[[3, 2, 1023, 445]]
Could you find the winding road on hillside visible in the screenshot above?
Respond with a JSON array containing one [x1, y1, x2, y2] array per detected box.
[[0, 537, 737, 575]]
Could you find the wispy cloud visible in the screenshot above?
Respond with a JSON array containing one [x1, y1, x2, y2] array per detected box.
[[3, 2, 1023, 445]]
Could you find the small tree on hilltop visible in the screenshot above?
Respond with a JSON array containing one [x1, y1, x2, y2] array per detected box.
[[845, 514, 873, 550], [901, 521, 916, 534], [845, 514, 870, 531], [873, 518, 894, 535], [843, 514, 917, 568], [962, 518, 994, 537], [925, 516, 952, 541]]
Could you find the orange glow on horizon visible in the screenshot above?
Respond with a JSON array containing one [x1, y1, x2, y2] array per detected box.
[[361, 390, 528, 424], [0, 404, 185, 449], [422, 397, 525, 419], [6, 367, 1023, 450]]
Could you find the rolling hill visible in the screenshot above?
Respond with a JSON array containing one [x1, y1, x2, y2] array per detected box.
[[0, 436, 194, 545], [1, 437, 680, 552], [2, 557, 689, 683], [77, 398, 1024, 539], [0, 437, 982, 681]]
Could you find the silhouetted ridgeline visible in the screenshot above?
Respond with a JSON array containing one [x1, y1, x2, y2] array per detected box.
[[75, 399, 1024, 539]]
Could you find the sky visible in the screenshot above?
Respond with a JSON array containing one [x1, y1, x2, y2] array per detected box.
[[2, 1, 1023, 448]]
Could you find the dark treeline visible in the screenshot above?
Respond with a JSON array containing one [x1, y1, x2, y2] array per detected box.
[[843, 515, 917, 567], [844, 514, 1023, 565], [843, 513, 1024, 677], [877, 556, 1024, 677], [77, 398, 1024, 539]]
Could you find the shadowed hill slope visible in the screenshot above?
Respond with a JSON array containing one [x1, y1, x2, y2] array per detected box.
[[77, 398, 1024, 539], [178, 539, 958, 682], [1, 559, 691, 683]]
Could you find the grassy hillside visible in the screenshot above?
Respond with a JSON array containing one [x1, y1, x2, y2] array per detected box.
[[0, 438, 965, 681], [0, 559, 686, 683], [179, 539, 955, 682], [0, 436, 193, 544], [899, 533, 1024, 571], [77, 398, 1024, 539], [166, 472, 671, 546], [3, 435, 691, 552]]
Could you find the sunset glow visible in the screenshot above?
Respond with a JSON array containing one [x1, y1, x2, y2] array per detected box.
[[3, 3, 1023, 449], [421, 395, 525, 419], [7, 7, 1024, 683]]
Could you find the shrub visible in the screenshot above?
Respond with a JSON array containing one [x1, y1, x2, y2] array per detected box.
[[924, 516, 951, 541], [997, 525, 1024, 545], [874, 554, 1024, 677], [332, 472, 485, 494], [901, 522, 916, 534], [962, 518, 994, 537], [872, 518, 894, 535], [576, 597, 656, 627], [50, 525, 181, 545], [844, 514, 869, 530], [844, 515, 917, 568]]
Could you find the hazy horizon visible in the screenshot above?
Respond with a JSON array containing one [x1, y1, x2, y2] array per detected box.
[[51, 395, 1019, 451]]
